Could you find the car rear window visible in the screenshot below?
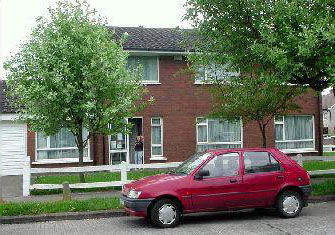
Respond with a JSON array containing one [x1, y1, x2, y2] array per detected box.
[[243, 151, 281, 174]]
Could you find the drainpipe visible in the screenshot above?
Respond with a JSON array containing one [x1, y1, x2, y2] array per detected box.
[[318, 92, 323, 156]]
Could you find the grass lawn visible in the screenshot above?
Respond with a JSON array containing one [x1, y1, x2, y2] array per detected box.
[[32, 169, 168, 195], [303, 161, 335, 171], [323, 152, 335, 157], [0, 197, 121, 216], [312, 180, 335, 196]]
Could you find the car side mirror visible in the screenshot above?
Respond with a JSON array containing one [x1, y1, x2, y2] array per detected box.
[[195, 169, 210, 180]]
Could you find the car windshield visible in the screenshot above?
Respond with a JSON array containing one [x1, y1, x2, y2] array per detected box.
[[171, 152, 212, 175]]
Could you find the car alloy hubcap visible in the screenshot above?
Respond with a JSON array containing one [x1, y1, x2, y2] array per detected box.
[[158, 204, 177, 225], [282, 196, 300, 215]]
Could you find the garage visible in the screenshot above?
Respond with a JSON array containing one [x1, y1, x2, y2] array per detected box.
[[0, 120, 27, 176]]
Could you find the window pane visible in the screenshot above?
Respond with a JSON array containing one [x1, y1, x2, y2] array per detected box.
[[127, 56, 158, 82], [284, 116, 313, 140], [197, 118, 206, 124], [275, 116, 283, 122], [208, 119, 241, 142], [244, 152, 281, 174], [275, 124, 283, 140], [197, 125, 207, 143], [152, 118, 161, 125], [152, 146, 162, 156], [110, 133, 127, 150], [50, 128, 76, 148], [152, 126, 161, 144], [110, 152, 127, 165], [202, 153, 240, 178], [37, 133, 47, 148], [37, 148, 88, 160]]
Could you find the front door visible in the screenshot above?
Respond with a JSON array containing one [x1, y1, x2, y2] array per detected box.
[[110, 118, 143, 165], [191, 152, 244, 210]]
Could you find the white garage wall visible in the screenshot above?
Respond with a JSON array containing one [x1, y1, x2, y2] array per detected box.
[[0, 114, 27, 176]]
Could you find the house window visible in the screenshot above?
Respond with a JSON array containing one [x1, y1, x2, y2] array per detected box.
[[127, 56, 159, 83], [275, 116, 314, 151], [196, 118, 242, 152], [151, 117, 163, 157], [195, 64, 239, 84], [36, 128, 89, 161]]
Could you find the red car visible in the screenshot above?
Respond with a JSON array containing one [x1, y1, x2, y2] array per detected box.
[[121, 148, 312, 228]]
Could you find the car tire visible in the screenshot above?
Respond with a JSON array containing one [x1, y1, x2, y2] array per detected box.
[[150, 199, 181, 228], [276, 190, 303, 218]]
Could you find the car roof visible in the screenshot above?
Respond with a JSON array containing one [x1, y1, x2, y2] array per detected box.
[[206, 148, 280, 155]]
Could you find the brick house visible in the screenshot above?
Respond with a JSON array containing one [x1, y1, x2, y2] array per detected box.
[[0, 27, 323, 175]]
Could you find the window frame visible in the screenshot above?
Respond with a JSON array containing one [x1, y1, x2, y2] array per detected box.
[[274, 115, 315, 153], [151, 117, 164, 160], [127, 56, 160, 85], [34, 130, 91, 164], [196, 117, 243, 150]]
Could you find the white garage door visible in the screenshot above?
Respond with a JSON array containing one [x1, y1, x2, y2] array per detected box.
[[0, 121, 27, 176]]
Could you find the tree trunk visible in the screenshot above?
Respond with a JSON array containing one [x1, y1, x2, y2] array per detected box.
[[261, 126, 267, 148], [257, 121, 267, 148], [77, 127, 85, 183]]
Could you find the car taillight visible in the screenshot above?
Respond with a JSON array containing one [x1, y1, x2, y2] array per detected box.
[[306, 172, 311, 184]]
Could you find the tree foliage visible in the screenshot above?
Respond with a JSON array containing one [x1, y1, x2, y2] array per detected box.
[[4, 0, 151, 181], [185, 0, 335, 90]]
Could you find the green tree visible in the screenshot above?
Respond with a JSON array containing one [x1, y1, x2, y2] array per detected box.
[[208, 74, 305, 147], [4, 0, 151, 182], [184, 0, 330, 146], [184, 0, 335, 90]]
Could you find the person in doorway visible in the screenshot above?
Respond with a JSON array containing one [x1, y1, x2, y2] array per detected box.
[[134, 136, 144, 164]]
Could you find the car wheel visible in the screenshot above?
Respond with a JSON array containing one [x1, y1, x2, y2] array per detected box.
[[276, 190, 303, 218], [150, 199, 181, 228]]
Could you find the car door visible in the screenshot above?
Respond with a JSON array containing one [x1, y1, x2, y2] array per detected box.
[[191, 152, 245, 210], [241, 151, 286, 207]]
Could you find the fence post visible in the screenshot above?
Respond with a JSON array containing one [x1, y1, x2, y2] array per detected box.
[[296, 154, 303, 167], [62, 181, 71, 201], [22, 156, 31, 196], [120, 161, 128, 187]]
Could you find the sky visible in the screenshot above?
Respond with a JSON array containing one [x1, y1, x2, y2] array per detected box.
[[0, 0, 191, 79]]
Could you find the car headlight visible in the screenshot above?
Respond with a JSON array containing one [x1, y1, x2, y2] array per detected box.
[[127, 190, 142, 199]]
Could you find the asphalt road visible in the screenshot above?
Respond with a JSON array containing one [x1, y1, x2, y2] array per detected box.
[[1, 202, 335, 235]]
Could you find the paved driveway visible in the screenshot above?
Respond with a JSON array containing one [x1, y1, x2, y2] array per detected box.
[[1, 202, 335, 235]]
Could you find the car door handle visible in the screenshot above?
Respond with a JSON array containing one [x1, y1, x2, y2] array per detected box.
[[230, 179, 237, 183], [277, 175, 284, 179]]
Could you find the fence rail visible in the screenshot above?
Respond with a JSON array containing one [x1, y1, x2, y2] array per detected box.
[[23, 156, 181, 196], [22, 154, 335, 197]]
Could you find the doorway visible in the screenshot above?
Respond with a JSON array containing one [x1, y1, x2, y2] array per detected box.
[[109, 117, 143, 165]]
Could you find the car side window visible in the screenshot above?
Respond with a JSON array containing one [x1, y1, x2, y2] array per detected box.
[[201, 152, 240, 178], [243, 151, 281, 174]]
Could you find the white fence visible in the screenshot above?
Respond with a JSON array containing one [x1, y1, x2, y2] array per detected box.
[[23, 156, 181, 196]]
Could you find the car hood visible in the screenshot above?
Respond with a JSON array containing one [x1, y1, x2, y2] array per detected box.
[[126, 173, 186, 190]]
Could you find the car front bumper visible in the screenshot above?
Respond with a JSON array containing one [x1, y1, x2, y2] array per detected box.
[[120, 194, 154, 217], [299, 184, 312, 207]]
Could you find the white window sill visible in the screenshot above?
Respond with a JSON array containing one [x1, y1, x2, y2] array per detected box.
[[280, 149, 318, 154], [150, 156, 167, 161], [142, 82, 161, 85], [32, 159, 93, 164], [194, 81, 212, 85]]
